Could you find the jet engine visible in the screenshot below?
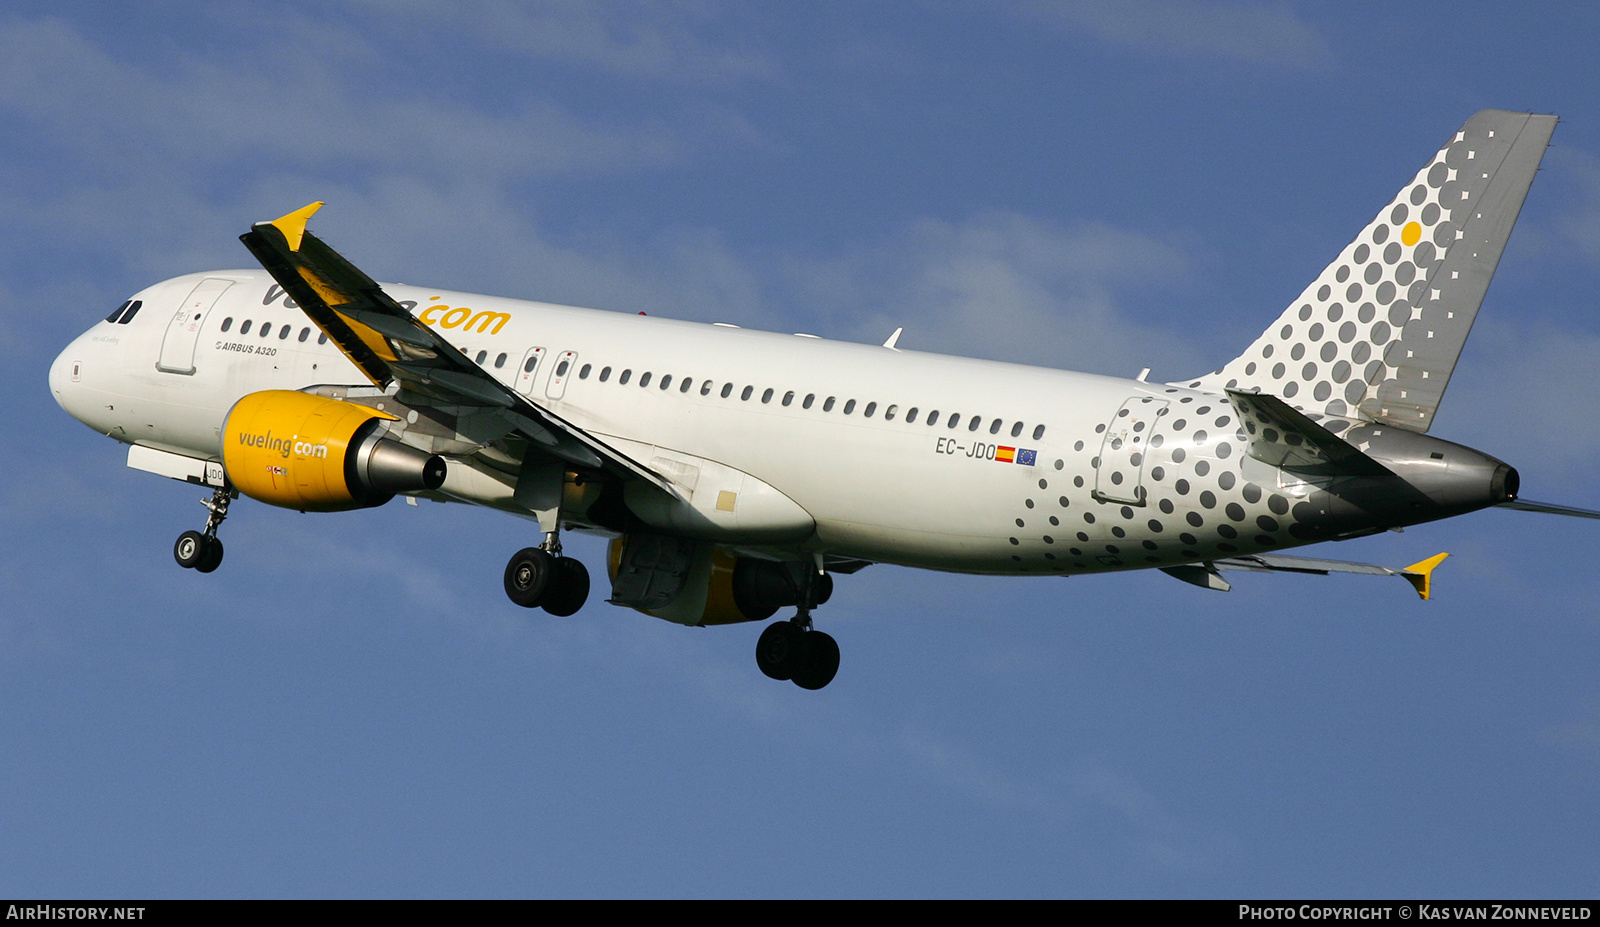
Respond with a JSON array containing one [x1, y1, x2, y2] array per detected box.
[[221, 390, 446, 511], [606, 535, 830, 626]]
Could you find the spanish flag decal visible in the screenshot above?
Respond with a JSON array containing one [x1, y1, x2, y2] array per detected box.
[[996, 446, 1016, 463]]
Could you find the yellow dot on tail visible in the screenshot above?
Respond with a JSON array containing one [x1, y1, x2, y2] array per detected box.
[[1402, 221, 1422, 246]]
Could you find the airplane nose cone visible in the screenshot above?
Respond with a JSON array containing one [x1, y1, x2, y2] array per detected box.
[[48, 341, 76, 411]]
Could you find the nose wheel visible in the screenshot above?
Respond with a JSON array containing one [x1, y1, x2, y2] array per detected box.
[[503, 534, 591, 615], [174, 486, 234, 573]]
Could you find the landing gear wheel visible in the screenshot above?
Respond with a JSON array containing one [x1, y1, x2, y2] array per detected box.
[[195, 537, 224, 573], [174, 530, 208, 570], [756, 620, 808, 681], [792, 630, 839, 690], [504, 547, 554, 608], [542, 557, 591, 617]]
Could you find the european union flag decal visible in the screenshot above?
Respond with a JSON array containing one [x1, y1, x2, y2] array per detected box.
[[1017, 448, 1036, 466]]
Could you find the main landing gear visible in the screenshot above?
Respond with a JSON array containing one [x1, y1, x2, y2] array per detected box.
[[174, 486, 235, 573], [503, 531, 591, 616], [755, 564, 839, 690]]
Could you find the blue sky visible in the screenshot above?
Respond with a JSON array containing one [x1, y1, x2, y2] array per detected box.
[[5, 1, 1600, 898]]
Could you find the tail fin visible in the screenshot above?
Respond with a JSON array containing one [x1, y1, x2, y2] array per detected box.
[[1185, 110, 1557, 433]]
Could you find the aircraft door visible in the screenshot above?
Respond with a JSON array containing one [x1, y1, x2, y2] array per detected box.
[[546, 351, 577, 400], [513, 346, 546, 396], [1093, 396, 1168, 505], [156, 277, 234, 375]]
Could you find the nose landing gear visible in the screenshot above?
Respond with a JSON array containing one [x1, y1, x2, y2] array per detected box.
[[174, 486, 235, 573]]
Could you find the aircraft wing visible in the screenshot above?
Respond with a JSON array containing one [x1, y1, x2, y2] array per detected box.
[[1162, 551, 1450, 600], [239, 202, 671, 491]]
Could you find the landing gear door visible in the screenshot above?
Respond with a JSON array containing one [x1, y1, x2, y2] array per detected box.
[[157, 277, 234, 375], [1094, 396, 1168, 505], [546, 351, 577, 400], [513, 346, 546, 396]]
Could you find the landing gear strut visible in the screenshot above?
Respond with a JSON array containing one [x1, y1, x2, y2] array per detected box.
[[503, 530, 591, 615], [755, 561, 840, 690], [174, 486, 234, 573]]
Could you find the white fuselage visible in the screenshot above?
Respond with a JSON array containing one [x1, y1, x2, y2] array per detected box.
[[52, 269, 1400, 577]]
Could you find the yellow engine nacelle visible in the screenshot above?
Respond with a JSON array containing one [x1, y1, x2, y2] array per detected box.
[[221, 390, 446, 512], [606, 536, 831, 626]]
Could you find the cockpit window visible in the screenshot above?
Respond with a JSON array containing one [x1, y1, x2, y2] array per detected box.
[[114, 300, 142, 324], [106, 301, 131, 323]]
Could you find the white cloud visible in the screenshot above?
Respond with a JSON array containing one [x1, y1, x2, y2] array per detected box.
[[1437, 319, 1600, 492], [1016, 0, 1334, 69], [778, 211, 1207, 377], [1549, 147, 1600, 266], [354, 0, 779, 82]]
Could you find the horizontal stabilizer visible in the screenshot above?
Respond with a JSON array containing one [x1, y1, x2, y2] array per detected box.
[[1498, 499, 1600, 520], [1226, 389, 1392, 476], [1202, 550, 1449, 600]]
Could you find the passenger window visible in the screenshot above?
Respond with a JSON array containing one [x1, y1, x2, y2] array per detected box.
[[823, 397, 835, 412], [299, 328, 310, 342], [1011, 422, 1024, 438], [241, 320, 253, 335], [660, 374, 672, 390], [968, 415, 981, 432], [640, 372, 652, 388], [927, 410, 939, 425], [885, 404, 897, 421], [555, 359, 569, 376], [220, 317, 233, 332], [680, 378, 692, 393], [699, 380, 711, 395], [279, 326, 291, 340], [106, 301, 131, 323], [495, 352, 508, 368], [782, 391, 794, 406], [803, 394, 815, 409], [906, 406, 918, 422], [260, 323, 273, 338], [476, 350, 489, 364], [843, 399, 855, 414], [721, 383, 733, 398], [317, 333, 328, 345], [579, 364, 591, 378], [1033, 424, 1046, 440], [864, 402, 876, 417], [741, 385, 753, 401], [762, 388, 774, 403], [989, 418, 1002, 435], [525, 356, 541, 374], [620, 369, 632, 385], [599, 366, 612, 382], [947, 412, 960, 428]]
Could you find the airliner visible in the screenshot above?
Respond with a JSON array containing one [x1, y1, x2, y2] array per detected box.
[[49, 110, 1597, 690]]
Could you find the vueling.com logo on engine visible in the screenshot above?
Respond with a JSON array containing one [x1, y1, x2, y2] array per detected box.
[[237, 430, 329, 459]]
